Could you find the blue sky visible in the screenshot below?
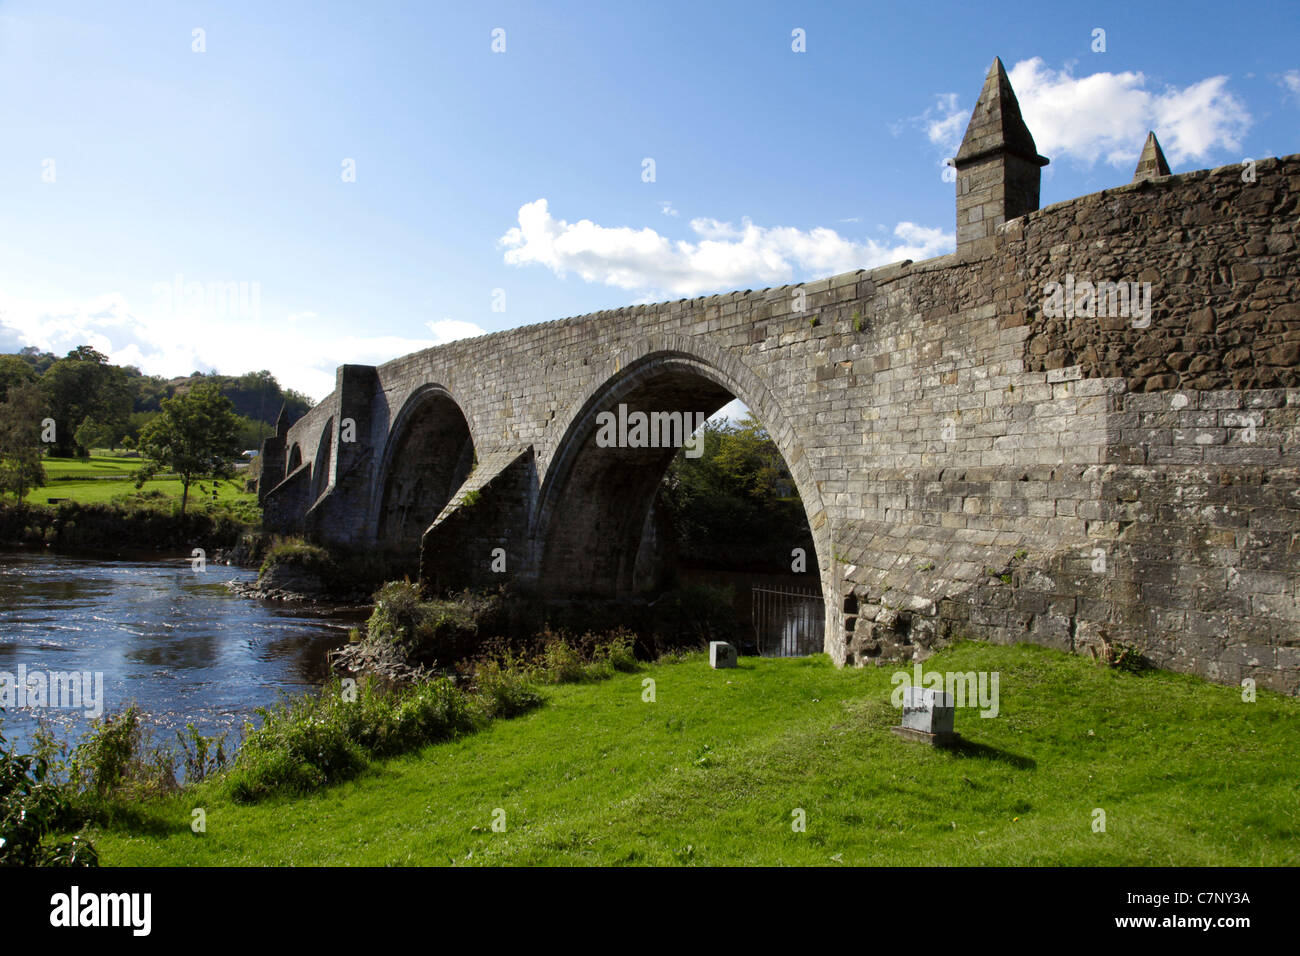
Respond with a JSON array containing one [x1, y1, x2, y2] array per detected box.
[[1, 0, 1295, 401]]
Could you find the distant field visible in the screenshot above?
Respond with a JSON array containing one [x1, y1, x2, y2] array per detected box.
[[27, 454, 256, 507], [40, 454, 146, 480]]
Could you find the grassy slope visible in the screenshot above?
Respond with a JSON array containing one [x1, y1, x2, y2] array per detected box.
[[89, 643, 1299, 866]]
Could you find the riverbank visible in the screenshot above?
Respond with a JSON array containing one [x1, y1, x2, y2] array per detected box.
[[83, 642, 1300, 866], [0, 499, 255, 561]]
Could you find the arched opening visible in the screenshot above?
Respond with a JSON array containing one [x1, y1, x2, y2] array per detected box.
[[285, 443, 303, 476], [537, 353, 824, 654], [376, 387, 475, 553], [310, 418, 333, 503]]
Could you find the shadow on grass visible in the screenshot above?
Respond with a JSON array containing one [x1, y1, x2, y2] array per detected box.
[[943, 737, 1037, 770], [82, 800, 193, 838]]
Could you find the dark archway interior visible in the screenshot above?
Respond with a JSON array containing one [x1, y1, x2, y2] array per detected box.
[[542, 366, 800, 599], [286, 443, 303, 476], [377, 393, 475, 552]]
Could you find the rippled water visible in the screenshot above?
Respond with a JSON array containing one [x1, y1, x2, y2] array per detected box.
[[0, 550, 364, 754]]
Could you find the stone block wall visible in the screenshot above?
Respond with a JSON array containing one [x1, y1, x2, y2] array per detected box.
[[262, 151, 1300, 695]]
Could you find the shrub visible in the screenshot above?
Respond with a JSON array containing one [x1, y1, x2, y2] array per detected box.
[[224, 676, 477, 803], [472, 662, 544, 718], [259, 537, 333, 577], [0, 720, 97, 867], [176, 724, 229, 784], [367, 581, 426, 648], [592, 630, 639, 674], [539, 631, 587, 683], [71, 705, 176, 799], [364, 583, 489, 663]]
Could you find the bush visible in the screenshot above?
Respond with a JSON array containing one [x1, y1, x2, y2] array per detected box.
[[177, 724, 229, 784], [367, 581, 425, 647], [472, 662, 544, 718], [71, 705, 175, 799], [365, 583, 488, 663], [539, 631, 587, 683], [259, 537, 333, 577], [225, 676, 477, 802], [0, 720, 97, 867]]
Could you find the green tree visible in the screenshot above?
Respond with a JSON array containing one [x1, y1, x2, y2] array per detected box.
[[659, 414, 812, 572], [0, 355, 38, 403], [74, 417, 117, 454], [0, 383, 49, 499], [39, 347, 132, 457], [16, 347, 57, 375], [136, 383, 241, 516]]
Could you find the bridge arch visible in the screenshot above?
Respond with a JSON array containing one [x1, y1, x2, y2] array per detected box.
[[374, 384, 476, 552], [535, 336, 835, 643], [285, 442, 303, 476]]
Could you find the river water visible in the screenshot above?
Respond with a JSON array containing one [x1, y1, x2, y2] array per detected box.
[[0, 550, 363, 755]]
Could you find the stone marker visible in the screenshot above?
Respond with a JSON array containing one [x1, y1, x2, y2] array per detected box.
[[892, 686, 959, 746], [709, 641, 737, 669]]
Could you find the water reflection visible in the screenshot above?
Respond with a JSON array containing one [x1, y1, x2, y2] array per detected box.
[[0, 551, 363, 752]]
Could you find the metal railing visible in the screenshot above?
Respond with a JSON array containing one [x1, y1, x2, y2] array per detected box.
[[751, 586, 825, 657]]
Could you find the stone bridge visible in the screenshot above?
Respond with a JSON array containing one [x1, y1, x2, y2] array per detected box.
[[261, 60, 1300, 694]]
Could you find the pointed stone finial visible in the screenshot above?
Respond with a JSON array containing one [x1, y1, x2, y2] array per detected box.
[[954, 57, 1050, 257], [275, 402, 290, 436], [1132, 131, 1171, 181]]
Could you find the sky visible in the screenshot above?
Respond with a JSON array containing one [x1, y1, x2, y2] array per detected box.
[[0, 0, 1296, 403]]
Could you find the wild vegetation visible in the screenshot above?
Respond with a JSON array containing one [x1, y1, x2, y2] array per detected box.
[[658, 414, 814, 573]]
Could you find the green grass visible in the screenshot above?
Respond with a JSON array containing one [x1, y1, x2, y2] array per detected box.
[[39, 454, 145, 479], [27, 455, 254, 508], [85, 642, 1299, 866]]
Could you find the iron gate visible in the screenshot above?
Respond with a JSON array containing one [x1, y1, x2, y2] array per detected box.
[[751, 586, 824, 657]]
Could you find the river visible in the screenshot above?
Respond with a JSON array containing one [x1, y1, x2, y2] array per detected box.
[[0, 550, 363, 756]]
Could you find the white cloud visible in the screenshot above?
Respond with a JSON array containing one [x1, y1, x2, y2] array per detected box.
[[426, 319, 487, 344], [0, 290, 440, 402], [925, 92, 967, 152], [499, 199, 953, 298], [919, 58, 1251, 169], [658, 201, 679, 217], [1277, 70, 1300, 102]]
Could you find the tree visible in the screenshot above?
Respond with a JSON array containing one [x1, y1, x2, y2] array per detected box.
[[136, 383, 242, 516], [0, 355, 37, 403], [74, 417, 117, 454], [16, 347, 57, 376], [0, 383, 49, 499], [659, 415, 812, 572], [39, 347, 132, 457]]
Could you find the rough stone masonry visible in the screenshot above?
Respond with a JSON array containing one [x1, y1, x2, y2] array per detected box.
[[261, 58, 1300, 695]]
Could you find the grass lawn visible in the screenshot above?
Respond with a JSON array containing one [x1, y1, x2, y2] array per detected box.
[[87, 642, 1299, 866], [39, 455, 146, 481], [27, 454, 255, 508]]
